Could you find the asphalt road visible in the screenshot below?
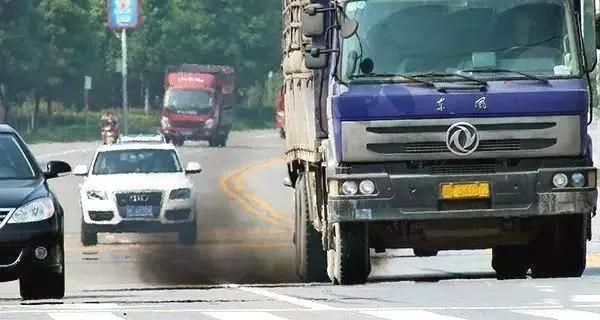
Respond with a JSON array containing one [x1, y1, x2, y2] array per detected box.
[[0, 129, 599, 319]]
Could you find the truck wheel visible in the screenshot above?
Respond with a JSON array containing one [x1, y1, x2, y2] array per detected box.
[[178, 220, 197, 246], [295, 175, 328, 282], [81, 221, 98, 246], [531, 215, 586, 278], [332, 222, 370, 285], [492, 245, 529, 280], [413, 249, 438, 257], [173, 137, 184, 147], [209, 135, 228, 148]]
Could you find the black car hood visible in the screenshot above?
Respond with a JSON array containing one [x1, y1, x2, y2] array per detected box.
[[0, 179, 47, 208]]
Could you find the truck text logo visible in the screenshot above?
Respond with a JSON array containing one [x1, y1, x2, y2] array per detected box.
[[446, 122, 479, 156]]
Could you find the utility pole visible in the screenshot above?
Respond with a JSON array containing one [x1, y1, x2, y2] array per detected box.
[[121, 28, 129, 135]]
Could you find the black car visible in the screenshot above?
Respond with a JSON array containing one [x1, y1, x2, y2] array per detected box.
[[0, 125, 71, 299]]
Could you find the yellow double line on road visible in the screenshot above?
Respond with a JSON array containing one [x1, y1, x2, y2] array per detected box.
[[219, 158, 293, 229]]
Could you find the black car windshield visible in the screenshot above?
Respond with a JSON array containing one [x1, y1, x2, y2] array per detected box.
[[0, 135, 35, 179], [341, 0, 580, 81], [164, 89, 213, 115], [93, 149, 183, 175]]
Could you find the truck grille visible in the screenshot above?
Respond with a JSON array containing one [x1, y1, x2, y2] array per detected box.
[[172, 121, 201, 129], [430, 164, 496, 175], [115, 192, 162, 219], [342, 116, 580, 162]]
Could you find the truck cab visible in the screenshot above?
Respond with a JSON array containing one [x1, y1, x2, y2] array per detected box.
[[283, 0, 600, 285], [160, 65, 235, 147]]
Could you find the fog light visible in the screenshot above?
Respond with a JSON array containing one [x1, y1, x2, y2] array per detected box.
[[341, 181, 358, 195], [34, 247, 47, 260], [552, 173, 568, 188], [571, 173, 586, 188], [359, 180, 376, 195]]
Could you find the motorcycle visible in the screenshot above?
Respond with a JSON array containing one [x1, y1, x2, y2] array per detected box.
[[101, 123, 119, 145]]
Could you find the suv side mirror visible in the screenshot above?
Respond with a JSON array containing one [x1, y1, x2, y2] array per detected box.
[[73, 165, 89, 177], [185, 162, 202, 174], [304, 45, 331, 70], [44, 161, 72, 179], [302, 4, 326, 37]]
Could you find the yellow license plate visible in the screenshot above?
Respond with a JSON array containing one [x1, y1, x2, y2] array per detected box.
[[440, 182, 490, 200]]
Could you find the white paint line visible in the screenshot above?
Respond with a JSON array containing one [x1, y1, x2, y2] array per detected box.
[[238, 287, 337, 310], [363, 310, 467, 320], [36, 147, 97, 159], [49, 312, 125, 320], [515, 309, 600, 320], [573, 295, 600, 303], [204, 311, 290, 320]]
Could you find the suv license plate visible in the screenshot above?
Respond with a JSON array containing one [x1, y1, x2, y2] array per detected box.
[[125, 205, 154, 218], [440, 182, 490, 200]]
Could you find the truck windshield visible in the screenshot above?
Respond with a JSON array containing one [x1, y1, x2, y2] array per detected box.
[[341, 0, 580, 82], [164, 89, 213, 115]]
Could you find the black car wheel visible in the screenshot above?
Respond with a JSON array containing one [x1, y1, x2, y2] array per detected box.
[[20, 267, 65, 300], [81, 221, 98, 246], [178, 220, 197, 246]]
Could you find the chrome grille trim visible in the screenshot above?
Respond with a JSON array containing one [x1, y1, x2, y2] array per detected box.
[[341, 116, 580, 162], [0, 208, 15, 231]]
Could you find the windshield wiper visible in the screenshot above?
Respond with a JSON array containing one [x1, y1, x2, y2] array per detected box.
[[350, 73, 435, 87], [413, 72, 488, 86], [460, 68, 550, 85]]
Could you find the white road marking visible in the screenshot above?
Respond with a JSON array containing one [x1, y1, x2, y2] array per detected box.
[[204, 311, 289, 320], [237, 287, 337, 310], [363, 310, 466, 320], [515, 309, 600, 320], [37, 148, 97, 159], [573, 295, 600, 303], [49, 312, 125, 320]]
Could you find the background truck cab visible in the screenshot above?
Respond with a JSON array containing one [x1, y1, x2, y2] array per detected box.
[[160, 64, 235, 147]]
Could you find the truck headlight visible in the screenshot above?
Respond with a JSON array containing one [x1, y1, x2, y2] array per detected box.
[[87, 190, 108, 200], [552, 173, 568, 188], [341, 181, 358, 196], [359, 180, 376, 195], [170, 188, 191, 200], [571, 173, 586, 188], [8, 197, 55, 224], [204, 119, 215, 129]]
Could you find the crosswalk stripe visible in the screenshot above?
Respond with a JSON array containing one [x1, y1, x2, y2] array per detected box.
[[48, 312, 126, 320], [203, 311, 289, 320], [362, 310, 466, 320], [515, 309, 600, 320]]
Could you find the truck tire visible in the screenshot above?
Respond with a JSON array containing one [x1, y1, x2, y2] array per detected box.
[[531, 215, 586, 278], [294, 175, 328, 282], [81, 221, 98, 246], [413, 249, 438, 257], [492, 245, 529, 280], [209, 134, 228, 148], [332, 222, 370, 285]]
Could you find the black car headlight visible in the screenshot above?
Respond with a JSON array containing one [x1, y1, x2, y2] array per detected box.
[[169, 188, 191, 200], [8, 197, 55, 224]]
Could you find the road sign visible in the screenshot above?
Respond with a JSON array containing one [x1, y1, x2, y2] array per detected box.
[[84, 76, 92, 90], [107, 0, 140, 29]]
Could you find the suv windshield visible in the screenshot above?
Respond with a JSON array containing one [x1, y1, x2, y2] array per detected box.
[[93, 149, 183, 175], [0, 135, 35, 179], [341, 0, 580, 81], [164, 89, 213, 115]]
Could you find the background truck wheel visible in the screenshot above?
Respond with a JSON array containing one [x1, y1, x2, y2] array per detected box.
[[531, 215, 587, 278], [413, 249, 439, 257], [178, 220, 197, 246], [294, 174, 328, 282], [332, 222, 370, 285], [80, 221, 98, 246], [172, 136, 184, 147], [209, 134, 228, 148], [492, 245, 529, 280]]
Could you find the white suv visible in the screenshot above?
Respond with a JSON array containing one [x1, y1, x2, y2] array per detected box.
[[73, 142, 201, 246]]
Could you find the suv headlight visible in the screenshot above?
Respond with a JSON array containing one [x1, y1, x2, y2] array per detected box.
[[86, 190, 108, 200], [170, 188, 191, 200], [8, 197, 55, 224]]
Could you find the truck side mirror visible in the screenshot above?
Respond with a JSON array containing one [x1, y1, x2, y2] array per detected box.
[[340, 18, 359, 39], [302, 4, 326, 37], [304, 45, 330, 70]]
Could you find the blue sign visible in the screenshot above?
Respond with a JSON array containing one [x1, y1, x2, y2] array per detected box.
[[107, 0, 140, 29]]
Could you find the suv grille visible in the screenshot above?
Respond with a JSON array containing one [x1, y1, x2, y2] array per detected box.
[[115, 192, 162, 219]]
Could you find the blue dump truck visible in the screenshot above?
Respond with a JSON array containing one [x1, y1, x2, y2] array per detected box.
[[282, 0, 600, 285]]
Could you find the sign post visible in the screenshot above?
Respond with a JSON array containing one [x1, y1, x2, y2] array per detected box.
[[107, 0, 141, 136]]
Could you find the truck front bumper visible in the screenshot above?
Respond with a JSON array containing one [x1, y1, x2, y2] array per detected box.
[[328, 167, 597, 223]]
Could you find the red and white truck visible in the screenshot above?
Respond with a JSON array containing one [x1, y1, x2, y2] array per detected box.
[[160, 64, 235, 147]]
